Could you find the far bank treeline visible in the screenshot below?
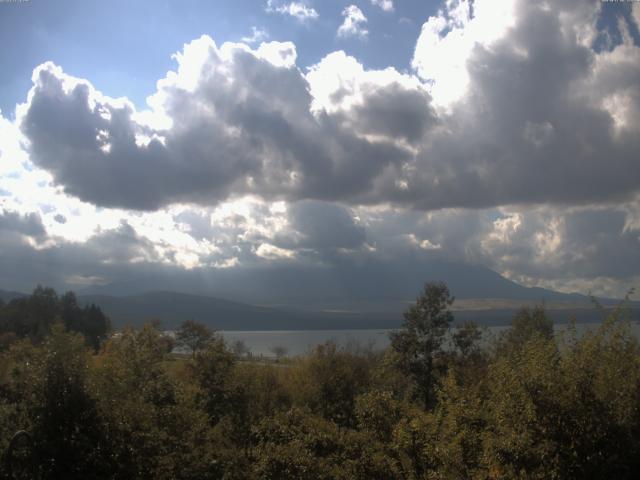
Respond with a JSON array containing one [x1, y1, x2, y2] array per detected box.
[[1, 283, 640, 479]]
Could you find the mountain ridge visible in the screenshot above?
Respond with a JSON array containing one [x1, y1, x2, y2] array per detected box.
[[2, 261, 636, 329]]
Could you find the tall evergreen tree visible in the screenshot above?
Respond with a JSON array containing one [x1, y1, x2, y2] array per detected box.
[[389, 281, 454, 408]]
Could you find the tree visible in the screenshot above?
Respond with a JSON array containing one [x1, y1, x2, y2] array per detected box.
[[389, 281, 454, 408], [29, 325, 111, 478], [60, 292, 110, 351], [0, 288, 110, 350], [231, 339, 250, 358], [269, 345, 288, 361], [175, 319, 213, 357], [92, 323, 184, 479], [452, 320, 482, 357], [292, 341, 371, 427], [498, 305, 553, 355], [189, 338, 236, 425]]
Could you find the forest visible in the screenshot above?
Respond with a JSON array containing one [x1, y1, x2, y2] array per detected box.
[[1, 283, 639, 479]]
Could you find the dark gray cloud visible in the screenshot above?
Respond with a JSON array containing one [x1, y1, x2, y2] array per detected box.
[[332, 82, 437, 145], [277, 200, 366, 251], [0, 218, 161, 293], [0, 208, 562, 304], [0, 209, 46, 238], [477, 206, 640, 283]]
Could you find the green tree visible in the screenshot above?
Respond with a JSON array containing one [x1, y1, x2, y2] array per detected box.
[[28, 325, 111, 479], [1, 286, 59, 341], [389, 281, 454, 408], [0, 288, 109, 349], [498, 305, 554, 355], [60, 291, 110, 351], [175, 319, 213, 357], [431, 370, 486, 479], [188, 337, 236, 425], [355, 390, 403, 443], [452, 320, 482, 357], [292, 341, 371, 427], [92, 324, 176, 479]]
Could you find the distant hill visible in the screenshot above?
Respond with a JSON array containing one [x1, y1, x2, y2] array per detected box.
[[78, 260, 592, 306], [75, 290, 639, 331], [0, 290, 27, 303], [5, 258, 639, 330], [2, 286, 637, 330], [77, 291, 391, 330]]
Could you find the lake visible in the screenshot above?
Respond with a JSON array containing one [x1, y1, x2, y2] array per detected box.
[[219, 321, 640, 357]]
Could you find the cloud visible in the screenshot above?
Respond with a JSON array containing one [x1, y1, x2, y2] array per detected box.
[[0, 193, 638, 300], [395, 0, 640, 210], [241, 26, 269, 44], [3, 0, 640, 301], [275, 200, 367, 258], [474, 202, 640, 297], [19, 39, 414, 210], [306, 51, 436, 144], [371, 0, 394, 13], [338, 5, 368, 39], [18, 1, 640, 215], [0, 209, 46, 239], [266, 1, 318, 22], [412, 0, 517, 107]]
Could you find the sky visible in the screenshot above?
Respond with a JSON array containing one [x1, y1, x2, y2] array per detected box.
[[0, 0, 639, 303]]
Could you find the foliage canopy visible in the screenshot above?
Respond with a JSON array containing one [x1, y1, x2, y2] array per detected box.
[[1, 284, 640, 479]]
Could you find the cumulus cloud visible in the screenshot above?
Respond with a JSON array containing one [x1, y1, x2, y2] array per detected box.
[[306, 51, 436, 144], [0, 209, 46, 239], [474, 202, 640, 297], [338, 5, 369, 39], [412, 0, 517, 107], [395, 0, 640, 210], [19, 38, 415, 210], [274, 201, 367, 260], [18, 1, 640, 214]]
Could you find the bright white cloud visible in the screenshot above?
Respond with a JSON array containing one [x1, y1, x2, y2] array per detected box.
[[256, 41, 298, 67], [266, 1, 318, 22], [306, 50, 433, 145], [255, 243, 296, 260], [338, 5, 368, 39], [412, 0, 516, 108], [306, 50, 423, 113]]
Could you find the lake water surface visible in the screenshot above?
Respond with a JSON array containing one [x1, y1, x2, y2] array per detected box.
[[220, 322, 640, 357]]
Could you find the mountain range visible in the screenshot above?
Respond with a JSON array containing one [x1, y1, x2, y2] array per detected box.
[[2, 261, 637, 329]]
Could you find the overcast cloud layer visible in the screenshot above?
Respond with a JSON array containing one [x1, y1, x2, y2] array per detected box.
[[1, 0, 639, 301]]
